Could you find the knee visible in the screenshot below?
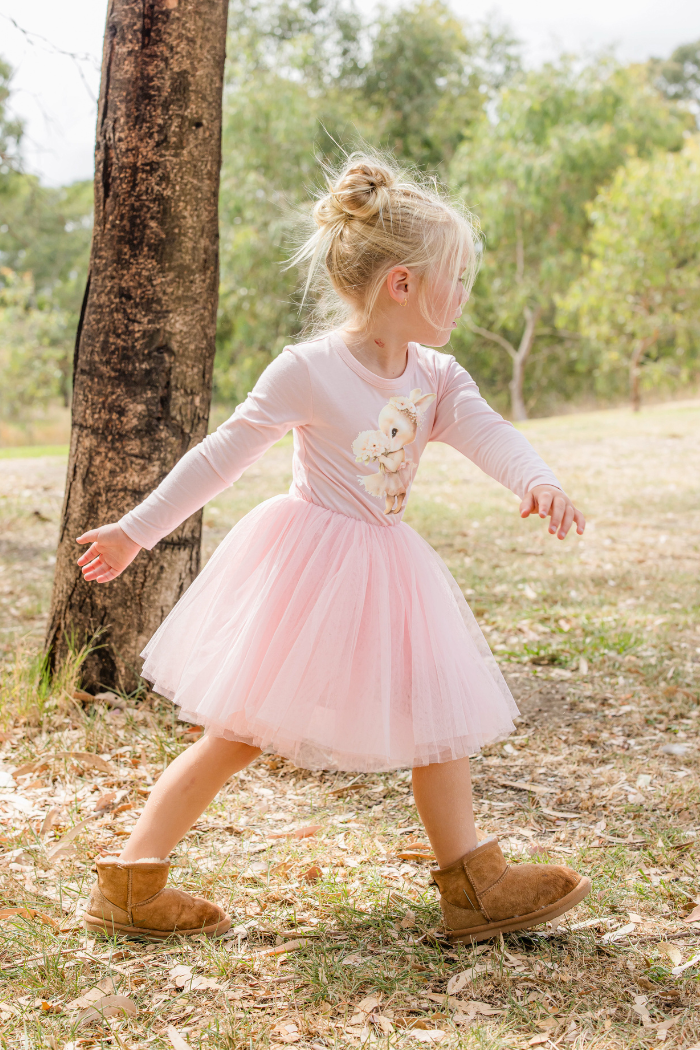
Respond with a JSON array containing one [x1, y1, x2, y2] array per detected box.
[[196, 734, 262, 772]]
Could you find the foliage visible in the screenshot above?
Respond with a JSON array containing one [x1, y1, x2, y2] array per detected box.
[[449, 59, 692, 418], [214, 0, 516, 404], [0, 56, 22, 176], [559, 139, 700, 408], [651, 38, 700, 105], [0, 268, 73, 416], [1, 9, 700, 423], [0, 178, 92, 411]]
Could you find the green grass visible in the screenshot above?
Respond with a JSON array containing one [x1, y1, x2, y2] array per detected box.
[[1, 400, 699, 1048], [0, 444, 69, 459]]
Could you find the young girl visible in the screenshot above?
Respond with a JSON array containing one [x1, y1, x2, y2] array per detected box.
[[76, 156, 590, 943]]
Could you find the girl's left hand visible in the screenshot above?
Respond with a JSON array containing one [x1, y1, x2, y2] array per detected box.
[[520, 485, 585, 539]]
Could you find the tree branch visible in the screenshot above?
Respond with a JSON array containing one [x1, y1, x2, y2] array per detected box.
[[464, 317, 517, 360]]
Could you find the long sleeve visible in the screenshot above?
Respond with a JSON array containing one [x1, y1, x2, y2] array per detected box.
[[118, 349, 313, 549], [430, 356, 561, 497]]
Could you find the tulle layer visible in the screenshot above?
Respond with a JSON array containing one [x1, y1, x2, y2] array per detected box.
[[140, 495, 519, 771]]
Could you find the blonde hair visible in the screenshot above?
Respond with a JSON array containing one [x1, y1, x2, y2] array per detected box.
[[291, 151, 480, 329]]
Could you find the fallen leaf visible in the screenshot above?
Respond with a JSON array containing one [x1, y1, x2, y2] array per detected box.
[[68, 977, 119, 1011], [269, 824, 322, 840], [446, 964, 488, 993], [11, 759, 49, 779], [397, 851, 435, 861], [77, 995, 137, 1026], [169, 964, 194, 988], [656, 1016, 680, 1036], [683, 903, 700, 924], [271, 1020, 301, 1043], [401, 908, 417, 928], [459, 1000, 504, 1017], [40, 807, 60, 837], [661, 743, 691, 756], [408, 1030, 447, 1044], [94, 792, 117, 812], [330, 784, 364, 797], [252, 939, 306, 957], [528, 1038, 549, 1047], [167, 1026, 194, 1050], [46, 816, 97, 861], [0, 908, 58, 929], [499, 779, 552, 795], [601, 922, 636, 943], [93, 691, 125, 709], [342, 953, 365, 966], [302, 864, 323, 883], [672, 952, 700, 977], [657, 942, 683, 966], [357, 995, 382, 1013], [55, 751, 115, 773]]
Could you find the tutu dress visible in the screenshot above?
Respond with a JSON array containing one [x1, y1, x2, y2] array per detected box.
[[119, 332, 561, 771]]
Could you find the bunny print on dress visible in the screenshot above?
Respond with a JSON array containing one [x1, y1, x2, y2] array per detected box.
[[352, 388, 436, 515]]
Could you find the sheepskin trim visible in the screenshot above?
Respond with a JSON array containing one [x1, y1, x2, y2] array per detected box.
[[97, 856, 169, 866]]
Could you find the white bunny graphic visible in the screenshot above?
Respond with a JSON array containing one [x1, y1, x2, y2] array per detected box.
[[352, 388, 436, 514]]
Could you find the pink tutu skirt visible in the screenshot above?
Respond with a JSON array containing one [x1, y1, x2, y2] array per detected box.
[[141, 495, 519, 771]]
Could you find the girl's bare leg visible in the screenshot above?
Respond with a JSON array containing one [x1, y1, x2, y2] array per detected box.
[[412, 756, 478, 868], [119, 735, 261, 862]]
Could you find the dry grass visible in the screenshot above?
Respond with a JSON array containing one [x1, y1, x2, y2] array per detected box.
[[0, 400, 699, 1049]]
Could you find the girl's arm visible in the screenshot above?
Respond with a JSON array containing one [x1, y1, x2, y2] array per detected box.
[[77, 350, 313, 582], [430, 357, 584, 539]]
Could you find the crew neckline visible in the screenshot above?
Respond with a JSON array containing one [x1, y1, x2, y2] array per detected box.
[[331, 331, 416, 390]]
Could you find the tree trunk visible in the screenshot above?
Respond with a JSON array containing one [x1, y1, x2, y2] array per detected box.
[[508, 305, 541, 422], [508, 355, 527, 422], [45, 0, 229, 692], [629, 331, 659, 413]]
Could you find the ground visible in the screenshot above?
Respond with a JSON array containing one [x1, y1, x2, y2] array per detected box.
[[0, 399, 699, 1050]]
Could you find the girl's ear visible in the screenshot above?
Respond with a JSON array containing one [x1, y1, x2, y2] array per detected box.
[[414, 392, 437, 413], [386, 266, 411, 304]]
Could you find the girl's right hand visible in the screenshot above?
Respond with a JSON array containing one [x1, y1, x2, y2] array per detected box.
[[76, 524, 142, 583]]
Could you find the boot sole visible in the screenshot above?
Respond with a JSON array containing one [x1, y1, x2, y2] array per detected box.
[[84, 914, 231, 940], [445, 875, 592, 943]]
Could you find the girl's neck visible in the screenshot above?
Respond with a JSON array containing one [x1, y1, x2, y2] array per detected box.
[[338, 323, 410, 381]]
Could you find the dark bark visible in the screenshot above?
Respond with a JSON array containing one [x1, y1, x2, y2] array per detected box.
[[45, 0, 229, 691]]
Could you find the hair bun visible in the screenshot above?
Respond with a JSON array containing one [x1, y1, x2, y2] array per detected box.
[[314, 157, 397, 228]]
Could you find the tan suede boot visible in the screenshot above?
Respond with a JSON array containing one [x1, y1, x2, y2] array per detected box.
[[84, 857, 231, 939], [432, 837, 591, 942]]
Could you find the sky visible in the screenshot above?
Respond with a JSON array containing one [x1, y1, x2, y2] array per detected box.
[[1, 0, 699, 187]]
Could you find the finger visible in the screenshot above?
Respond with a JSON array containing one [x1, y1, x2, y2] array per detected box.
[[520, 491, 536, 518], [82, 559, 111, 580], [549, 495, 566, 534], [574, 508, 586, 535], [557, 504, 575, 539], [537, 491, 554, 518], [76, 529, 99, 545], [77, 542, 100, 566], [80, 553, 104, 573], [95, 567, 121, 583]]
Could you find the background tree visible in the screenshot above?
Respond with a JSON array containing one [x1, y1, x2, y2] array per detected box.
[[213, 0, 520, 404], [45, 0, 229, 691], [449, 60, 691, 419], [559, 139, 700, 411], [651, 38, 700, 111]]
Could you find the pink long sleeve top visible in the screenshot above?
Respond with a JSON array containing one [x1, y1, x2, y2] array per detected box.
[[118, 331, 561, 549]]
